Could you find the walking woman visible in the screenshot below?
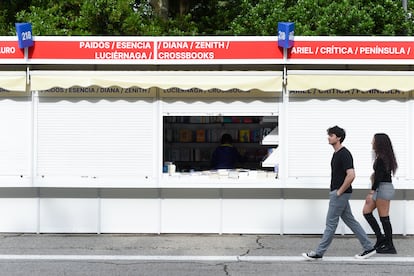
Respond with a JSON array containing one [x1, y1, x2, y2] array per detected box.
[[363, 133, 398, 254]]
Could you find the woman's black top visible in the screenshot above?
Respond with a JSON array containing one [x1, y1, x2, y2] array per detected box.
[[372, 157, 392, 190]]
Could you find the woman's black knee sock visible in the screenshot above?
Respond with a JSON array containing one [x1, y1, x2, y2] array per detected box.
[[378, 216, 397, 253], [380, 216, 393, 242], [364, 213, 382, 238]]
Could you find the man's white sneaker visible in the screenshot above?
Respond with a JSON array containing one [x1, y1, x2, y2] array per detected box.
[[354, 248, 376, 259], [302, 251, 323, 260]]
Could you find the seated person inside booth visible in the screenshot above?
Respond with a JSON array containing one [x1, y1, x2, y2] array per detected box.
[[211, 133, 243, 169]]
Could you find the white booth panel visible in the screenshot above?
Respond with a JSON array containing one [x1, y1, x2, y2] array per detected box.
[[39, 198, 99, 233], [100, 199, 160, 233], [36, 98, 156, 182], [222, 199, 281, 234], [161, 199, 221, 233], [287, 71, 414, 92], [342, 200, 371, 235], [283, 200, 329, 234], [0, 199, 37, 232], [0, 98, 32, 185], [349, 200, 374, 235], [345, 200, 406, 235], [31, 71, 283, 92], [384, 201, 405, 234], [161, 98, 279, 115], [406, 201, 414, 235], [287, 99, 407, 180]]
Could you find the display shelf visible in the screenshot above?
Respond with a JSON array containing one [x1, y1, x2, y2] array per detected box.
[[163, 115, 278, 172], [261, 147, 279, 168], [261, 127, 279, 145]]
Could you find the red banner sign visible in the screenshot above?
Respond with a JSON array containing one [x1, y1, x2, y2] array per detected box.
[[29, 40, 155, 60], [289, 40, 414, 60], [0, 40, 24, 60], [156, 40, 282, 60], [1, 36, 414, 64], [27, 39, 282, 63]]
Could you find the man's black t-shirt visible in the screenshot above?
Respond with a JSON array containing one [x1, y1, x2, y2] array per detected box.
[[330, 147, 353, 193]]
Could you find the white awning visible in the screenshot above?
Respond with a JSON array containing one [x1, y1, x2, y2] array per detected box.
[[287, 70, 414, 91], [30, 71, 283, 92], [0, 71, 27, 91]]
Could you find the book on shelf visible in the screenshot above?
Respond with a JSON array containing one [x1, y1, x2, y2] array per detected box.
[[194, 148, 201, 161], [179, 128, 193, 142], [242, 117, 253, 123], [239, 129, 250, 142], [181, 148, 192, 161], [231, 116, 242, 123], [252, 129, 261, 142], [170, 149, 180, 162], [165, 128, 173, 142], [195, 129, 206, 142], [200, 148, 212, 162], [190, 116, 201, 123], [222, 116, 232, 123]]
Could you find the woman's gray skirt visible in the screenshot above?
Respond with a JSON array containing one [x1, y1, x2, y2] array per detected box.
[[373, 182, 395, 201]]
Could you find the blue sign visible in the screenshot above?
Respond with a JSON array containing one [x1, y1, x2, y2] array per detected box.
[[278, 22, 295, 49], [15, 23, 34, 49]]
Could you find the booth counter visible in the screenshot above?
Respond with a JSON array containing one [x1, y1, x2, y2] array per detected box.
[[0, 36, 413, 234]]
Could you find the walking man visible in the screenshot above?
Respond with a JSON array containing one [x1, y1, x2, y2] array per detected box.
[[302, 126, 376, 260]]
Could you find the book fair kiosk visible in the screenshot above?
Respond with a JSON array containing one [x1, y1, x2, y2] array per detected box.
[[0, 35, 413, 235]]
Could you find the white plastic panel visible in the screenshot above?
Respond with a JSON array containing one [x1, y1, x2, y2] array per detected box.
[[0, 198, 37, 232], [406, 200, 414, 235], [222, 199, 281, 234], [36, 98, 156, 183], [160, 199, 221, 233], [262, 147, 280, 167], [283, 199, 329, 234], [0, 98, 31, 186], [100, 199, 160, 233], [39, 198, 99, 233], [287, 99, 407, 180], [352, 200, 405, 235], [161, 98, 279, 116]]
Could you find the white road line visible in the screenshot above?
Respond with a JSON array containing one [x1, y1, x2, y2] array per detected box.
[[0, 255, 413, 263], [240, 256, 414, 262]]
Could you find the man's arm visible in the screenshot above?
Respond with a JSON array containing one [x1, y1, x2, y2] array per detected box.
[[336, 168, 355, 196]]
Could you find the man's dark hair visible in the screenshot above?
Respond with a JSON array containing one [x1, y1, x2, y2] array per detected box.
[[327, 125, 346, 143], [221, 133, 233, 144]]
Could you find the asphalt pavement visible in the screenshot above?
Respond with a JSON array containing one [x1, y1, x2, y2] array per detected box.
[[0, 233, 413, 275]]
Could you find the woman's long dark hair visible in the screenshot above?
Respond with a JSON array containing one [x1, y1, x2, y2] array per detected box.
[[373, 133, 398, 175]]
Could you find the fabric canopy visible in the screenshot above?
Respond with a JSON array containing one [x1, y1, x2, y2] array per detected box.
[[287, 70, 414, 91], [0, 71, 27, 91], [30, 71, 283, 92]]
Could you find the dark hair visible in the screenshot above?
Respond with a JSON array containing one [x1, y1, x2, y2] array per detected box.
[[373, 133, 398, 175], [221, 133, 233, 144], [327, 125, 346, 143]]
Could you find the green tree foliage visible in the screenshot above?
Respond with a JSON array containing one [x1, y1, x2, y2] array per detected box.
[[0, 0, 31, 35], [228, 0, 289, 35], [1, 0, 413, 36], [187, 0, 245, 35], [80, 0, 135, 35], [287, 0, 411, 35]]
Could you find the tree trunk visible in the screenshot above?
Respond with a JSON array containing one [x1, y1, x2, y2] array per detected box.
[[178, 0, 188, 15], [150, 0, 169, 19]]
